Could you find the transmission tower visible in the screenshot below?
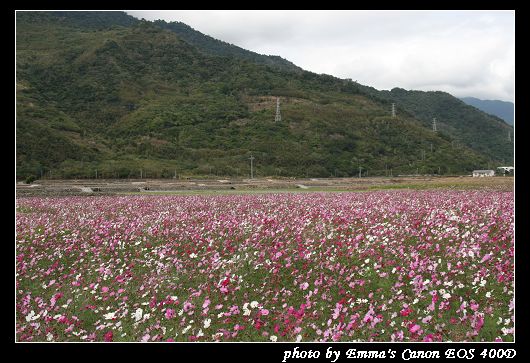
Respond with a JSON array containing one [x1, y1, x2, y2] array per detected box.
[[249, 154, 255, 179], [432, 118, 437, 132], [275, 97, 282, 122], [391, 103, 396, 118]]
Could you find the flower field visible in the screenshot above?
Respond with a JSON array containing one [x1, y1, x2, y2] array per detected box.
[[15, 191, 514, 342]]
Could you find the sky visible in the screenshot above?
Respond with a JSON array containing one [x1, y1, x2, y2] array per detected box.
[[126, 10, 515, 102]]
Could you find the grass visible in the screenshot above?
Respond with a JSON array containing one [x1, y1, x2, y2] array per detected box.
[[116, 177, 514, 196], [118, 187, 351, 196]]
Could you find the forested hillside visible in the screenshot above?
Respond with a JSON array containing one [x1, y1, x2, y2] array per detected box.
[[16, 11, 513, 179]]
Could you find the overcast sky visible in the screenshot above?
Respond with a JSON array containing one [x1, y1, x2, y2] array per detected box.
[[127, 10, 515, 102]]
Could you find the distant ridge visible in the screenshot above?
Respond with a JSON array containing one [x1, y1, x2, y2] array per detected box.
[[460, 97, 514, 125]]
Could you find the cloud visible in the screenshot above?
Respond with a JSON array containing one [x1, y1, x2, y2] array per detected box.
[[126, 10, 514, 102]]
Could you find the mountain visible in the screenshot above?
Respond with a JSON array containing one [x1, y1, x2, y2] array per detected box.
[[15, 11, 513, 180], [152, 20, 303, 73], [459, 97, 514, 126], [359, 88, 513, 163]]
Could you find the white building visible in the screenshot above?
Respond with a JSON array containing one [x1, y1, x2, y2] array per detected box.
[[473, 170, 495, 177], [497, 166, 514, 175]]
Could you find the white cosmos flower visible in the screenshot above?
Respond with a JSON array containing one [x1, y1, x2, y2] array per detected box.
[[250, 301, 259, 309], [204, 318, 211, 328], [103, 312, 116, 320], [132, 308, 143, 322], [25, 310, 35, 322], [270, 335, 277, 342]]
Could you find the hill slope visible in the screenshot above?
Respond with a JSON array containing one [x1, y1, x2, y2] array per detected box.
[[16, 11, 512, 179], [152, 19, 302, 73], [460, 97, 514, 126]]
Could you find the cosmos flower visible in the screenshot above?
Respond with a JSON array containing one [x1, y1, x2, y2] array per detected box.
[[15, 191, 514, 342]]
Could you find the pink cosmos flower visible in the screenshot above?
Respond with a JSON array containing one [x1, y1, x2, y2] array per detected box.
[[183, 302, 194, 312], [480, 254, 492, 263], [400, 307, 413, 317], [165, 308, 175, 319]]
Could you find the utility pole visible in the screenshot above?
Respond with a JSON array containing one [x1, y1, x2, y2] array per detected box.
[[95, 169, 98, 179], [359, 166, 362, 178], [249, 154, 255, 179], [508, 131, 512, 142], [432, 118, 437, 132], [275, 97, 281, 122], [430, 143, 433, 152], [140, 169, 143, 179], [391, 103, 396, 118]]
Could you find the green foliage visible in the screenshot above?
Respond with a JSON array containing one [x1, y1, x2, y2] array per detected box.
[[360, 87, 514, 163], [15, 12, 512, 180], [25, 175, 36, 184], [153, 20, 302, 73]]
